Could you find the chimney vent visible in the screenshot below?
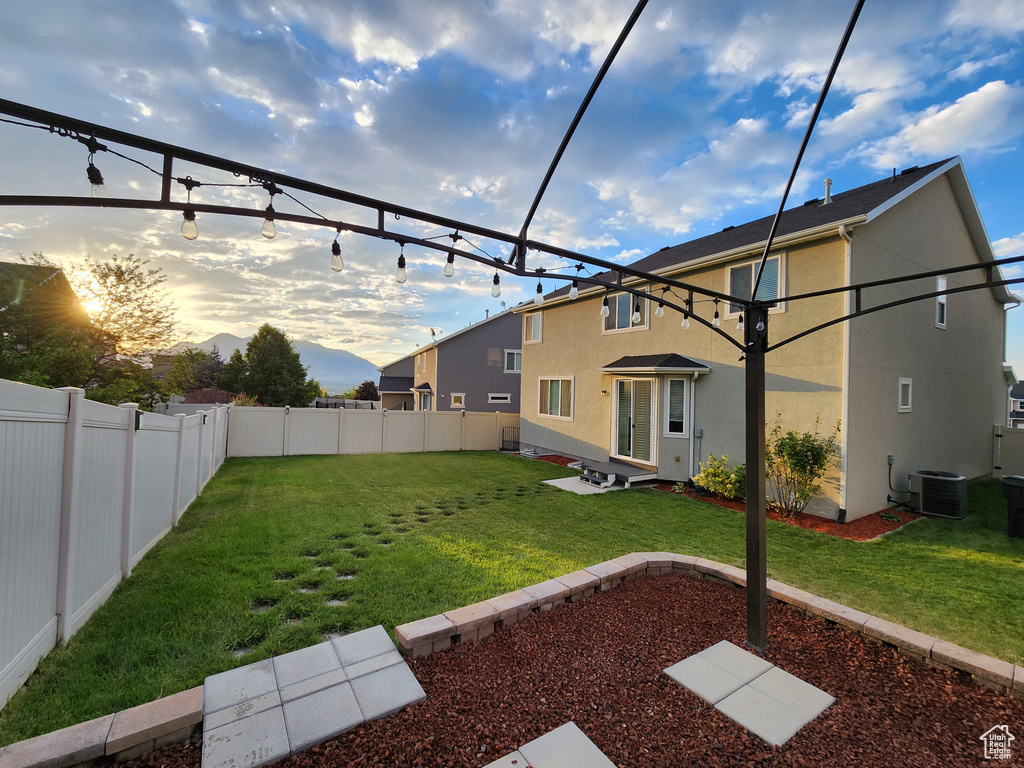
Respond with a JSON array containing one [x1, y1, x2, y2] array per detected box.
[[823, 178, 833, 205], [485, 309, 489, 319]]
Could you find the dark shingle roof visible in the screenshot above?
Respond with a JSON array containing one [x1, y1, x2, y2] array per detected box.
[[1011, 382, 1024, 399], [600, 353, 710, 372], [378, 375, 413, 392]]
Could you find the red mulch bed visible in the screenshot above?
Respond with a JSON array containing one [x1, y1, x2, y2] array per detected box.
[[129, 574, 1022, 768], [530, 453, 580, 468], [656, 484, 920, 542]]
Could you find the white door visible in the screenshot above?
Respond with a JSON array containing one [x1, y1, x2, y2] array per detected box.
[[613, 379, 654, 463]]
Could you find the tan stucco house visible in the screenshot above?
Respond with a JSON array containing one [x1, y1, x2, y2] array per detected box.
[[515, 157, 1015, 520]]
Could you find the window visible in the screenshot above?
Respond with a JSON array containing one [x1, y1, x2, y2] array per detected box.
[[898, 378, 912, 413], [664, 378, 687, 436], [936, 276, 947, 328], [488, 393, 512, 403], [420, 393, 433, 411], [603, 292, 647, 332], [539, 377, 573, 419], [504, 350, 522, 373], [728, 255, 783, 315], [451, 393, 465, 408], [524, 312, 542, 343]]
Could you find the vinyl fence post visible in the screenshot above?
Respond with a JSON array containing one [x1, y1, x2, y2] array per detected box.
[[119, 402, 140, 579], [55, 387, 84, 643], [172, 412, 186, 525], [460, 409, 466, 451], [380, 409, 387, 454], [423, 411, 429, 452], [283, 405, 291, 456], [195, 411, 205, 499]]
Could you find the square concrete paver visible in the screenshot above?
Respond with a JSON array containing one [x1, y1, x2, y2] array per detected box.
[[332, 625, 395, 666], [279, 667, 348, 703], [483, 749, 528, 767], [349, 661, 426, 720], [715, 685, 810, 747], [345, 647, 404, 680], [273, 641, 341, 688], [204, 689, 282, 731], [699, 640, 773, 683], [204, 659, 278, 715], [664, 655, 751, 705], [518, 722, 616, 768], [747, 667, 835, 721], [203, 705, 289, 768], [282, 682, 363, 752]]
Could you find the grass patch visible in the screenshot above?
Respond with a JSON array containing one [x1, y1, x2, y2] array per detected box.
[[0, 452, 1021, 744]]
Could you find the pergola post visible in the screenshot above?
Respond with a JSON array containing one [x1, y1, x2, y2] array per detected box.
[[744, 305, 768, 651]]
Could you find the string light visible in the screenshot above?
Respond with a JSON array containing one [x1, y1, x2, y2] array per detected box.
[[86, 156, 109, 198], [654, 302, 664, 318], [631, 301, 641, 324], [681, 296, 691, 329], [756, 318, 765, 333], [600, 294, 610, 318], [712, 298, 720, 329], [180, 208, 198, 240], [491, 272, 501, 298], [330, 231, 343, 272], [569, 280, 579, 300], [534, 280, 544, 306], [261, 204, 276, 239], [737, 311, 744, 333], [681, 313, 690, 329], [443, 252, 455, 278], [395, 244, 408, 284]]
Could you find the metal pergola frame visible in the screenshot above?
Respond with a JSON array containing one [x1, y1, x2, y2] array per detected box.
[[1, 0, 1023, 652]]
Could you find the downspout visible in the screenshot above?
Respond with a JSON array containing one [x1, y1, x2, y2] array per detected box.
[[838, 225, 853, 519], [688, 371, 701, 477]]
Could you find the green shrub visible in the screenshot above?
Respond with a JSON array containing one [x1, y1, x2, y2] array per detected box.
[[765, 415, 840, 518], [688, 454, 746, 500]]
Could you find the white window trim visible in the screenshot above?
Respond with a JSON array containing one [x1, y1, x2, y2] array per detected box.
[[488, 393, 512, 403], [601, 291, 650, 335], [524, 312, 543, 344], [610, 377, 658, 466], [504, 348, 523, 373], [898, 377, 912, 413], [450, 393, 465, 409], [662, 377, 689, 438], [936, 276, 947, 329], [725, 253, 787, 318], [538, 376, 574, 421]]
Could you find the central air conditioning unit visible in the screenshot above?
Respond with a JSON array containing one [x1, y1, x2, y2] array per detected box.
[[908, 471, 968, 518]]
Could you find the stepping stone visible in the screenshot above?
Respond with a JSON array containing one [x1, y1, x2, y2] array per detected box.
[[203, 706, 289, 768], [485, 722, 614, 768], [332, 625, 394, 666], [716, 685, 811, 747], [273, 641, 341, 689], [349, 661, 426, 720], [204, 659, 277, 715], [282, 682, 362, 752]]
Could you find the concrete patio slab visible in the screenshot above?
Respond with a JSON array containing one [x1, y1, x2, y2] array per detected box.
[[664, 655, 751, 705], [332, 625, 394, 666], [518, 722, 616, 768], [543, 477, 622, 495], [699, 640, 773, 683], [344, 647, 404, 680], [349, 660, 426, 720], [747, 667, 835, 721], [282, 682, 363, 752], [203, 659, 277, 715], [716, 684, 809, 747], [204, 689, 281, 731], [202, 705, 289, 768], [273, 641, 341, 688], [279, 668, 348, 703]]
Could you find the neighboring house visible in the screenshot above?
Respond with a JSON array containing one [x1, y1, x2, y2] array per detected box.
[[185, 387, 236, 404], [378, 356, 414, 411], [515, 157, 1015, 520], [408, 309, 523, 413], [1010, 380, 1024, 428]]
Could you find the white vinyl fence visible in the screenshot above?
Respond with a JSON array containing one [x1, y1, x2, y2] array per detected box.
[[994, 424, 1024, 477], [0, 380, 227, 709], [227, 406, 519, 457]]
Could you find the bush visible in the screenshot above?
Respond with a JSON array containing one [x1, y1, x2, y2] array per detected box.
[[688, 454, 746, 500], [765, 415, 840, 518]]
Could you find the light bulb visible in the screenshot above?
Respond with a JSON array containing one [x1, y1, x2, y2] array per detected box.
[[631, 302, 641, 324], [654, 303, 664, 318], [600, 295, 610, 318], [180, 209, 198, 240], [491, 273, 501, 298], [261, 205, 276, 239], [443, 253, 455, 278], [330, 239, 344, 272], [756, 319, 765, 333], [86, 162, 110, 198], [534, 281, 544, 306], [737, 315, 744, 333], [395, 254, 408, 284], [712, 309, 720, 329], [681, 315, 690, 329], [569, 281, 579, 300]]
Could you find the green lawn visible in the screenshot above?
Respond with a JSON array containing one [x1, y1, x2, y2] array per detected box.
[[1, 451, 1021, 745]]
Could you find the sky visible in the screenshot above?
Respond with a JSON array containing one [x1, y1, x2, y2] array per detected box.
[[0, 0, 1022, 372]]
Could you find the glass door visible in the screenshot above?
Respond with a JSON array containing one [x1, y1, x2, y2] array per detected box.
[[614, 379, 653, 463]]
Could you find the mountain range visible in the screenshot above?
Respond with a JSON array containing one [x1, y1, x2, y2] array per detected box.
[[169, 333, 380, 395]]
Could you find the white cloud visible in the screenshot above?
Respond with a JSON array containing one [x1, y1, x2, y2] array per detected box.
[[947, 0, 1024, 36], [993, 233, 1024, 257]]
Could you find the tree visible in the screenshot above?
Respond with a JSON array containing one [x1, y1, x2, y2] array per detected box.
[[165, 346, 224, 394], [352, 380, 380, 401], [214, 324, 320, 407]]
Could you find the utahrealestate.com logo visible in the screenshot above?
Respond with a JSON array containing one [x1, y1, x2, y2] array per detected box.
[[980, 725, 1015, 760]]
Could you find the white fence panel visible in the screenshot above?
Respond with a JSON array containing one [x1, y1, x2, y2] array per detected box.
[[213, 407, 228, 470], [0, 382, 65, 710], [341, 410, 384, 454], [463, 412, 497, 450], [385, 411, 426, 453], [227, 407, 286, 456], [131, 413, 179, 567], [197, 414, 213, 491], [994, 424, 1024, 477], [426, 412, 462, 451], [66, 398, 128, 639], [176, 415, 201, 516], [287, 409, 340, 455]]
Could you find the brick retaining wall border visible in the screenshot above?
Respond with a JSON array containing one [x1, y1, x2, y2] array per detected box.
[[4, 552, 1022, 767], [395, 552, 1024, 700]]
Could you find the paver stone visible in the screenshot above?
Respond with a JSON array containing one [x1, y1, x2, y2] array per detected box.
[[699, 641, 772, 683], [715, 685, 808, 747], [106, 686, 202, 754], [332, 625, 395, 666], [273, 641, 341, 688], [0, 714, 113, 768], [202, 706, 289, 768], [518, 722, 616, 768], [746, 666, 834, 721], [349, 661, 426, 720], [344, 648, 404, 680], [204, 659, 277, 714], [664, 655, 751, 705], [282, 682, 363, 753]]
